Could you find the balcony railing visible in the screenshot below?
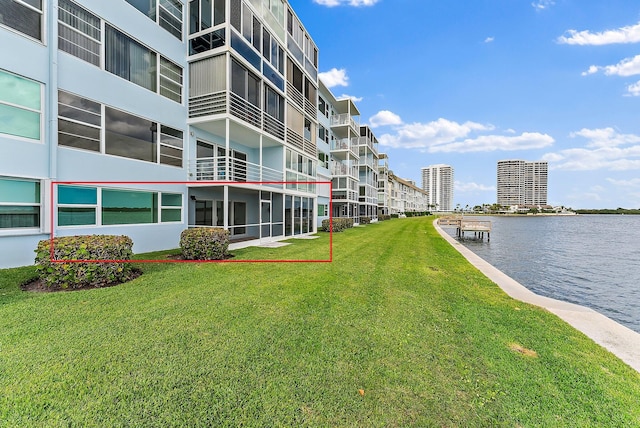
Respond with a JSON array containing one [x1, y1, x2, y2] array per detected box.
[[331, 162, 358, 178], [188, 90, 286, 141], [330, 138, 359, 158], [188, 156, 283, 186], [353, 136, 379, 156], [330, 113, 359, 133]]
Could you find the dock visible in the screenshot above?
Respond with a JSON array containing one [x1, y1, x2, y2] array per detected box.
[[437, 216, 492, 241]]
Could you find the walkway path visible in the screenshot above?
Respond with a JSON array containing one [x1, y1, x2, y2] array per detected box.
[[434, 219, 640, 374]]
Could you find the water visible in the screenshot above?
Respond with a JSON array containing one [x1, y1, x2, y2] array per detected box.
[[447, 215, 640, 333]]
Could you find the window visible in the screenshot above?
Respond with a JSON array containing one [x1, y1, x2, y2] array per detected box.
[[0, 69, 42, 140], [159, 125, 184, 167], [57, 185, 97, 226], [318, 152, 328, 169], [104, 25, 183, 102], [262, 28, 284, 75], [105, 25, 157, 93], [0, 177, 40, 229], [231, 59, 260, 107], [59, 93, 182, 167], [159, 56, 183, 103], [161, 193, 182, 222], [318, 97, 328, 117], [125, 0, 183, 40], [0, 0, 43, 41], [189, 0, 225, 34], [58, 90, 101, 152], [102, 189, 158, 225], [264, 85, 283, 122], [58, 0, 101, 66], [105, 107, 157, 163]]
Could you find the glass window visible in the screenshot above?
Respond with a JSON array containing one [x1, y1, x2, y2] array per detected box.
[[0, 0, 42, 41], [159, 0, 182, 39], [57, 185, 97, 226], [105, 107, 157, 163], [105, 25, 157, 93], [125, 0, 183, 39], [102, 189, 158, 225], [231, 59, 261, 108], [159, 125, 183, 167], [58, 90, 101, 152], [264, 85, 283, 122], [159, 56, 183, 103], [161, 192, 182, 222], [0, 177, 40, 229], [58, 0, 101, 66], [0, 69, 41, 140]]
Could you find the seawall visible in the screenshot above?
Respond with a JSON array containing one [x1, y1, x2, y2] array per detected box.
[[434, 219, 640, 374]]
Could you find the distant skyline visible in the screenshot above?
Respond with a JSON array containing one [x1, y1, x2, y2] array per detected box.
[[292, 0, 640, 209]]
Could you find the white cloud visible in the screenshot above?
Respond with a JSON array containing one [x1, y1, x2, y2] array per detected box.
[[430, 133, 554, 153], [626, 80, 640, 96], [338, 94, 363, 102], [369, 110, 403, 128], [606, 177, 640, 187], [543, 128, 640, 171], [318, 68, 349, 88], [314, 0, 379, 6], [484, 37, 495, 43], [558, 21, 640, 45], [455, 181, 496, 192], [570, 127, 640, 148], [377, 118, 552, 153], [532, 0, 555, 11], [587, 55, 640, 77]]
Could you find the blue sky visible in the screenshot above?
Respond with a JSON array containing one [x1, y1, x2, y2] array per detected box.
[[291, 0, 640, 209]]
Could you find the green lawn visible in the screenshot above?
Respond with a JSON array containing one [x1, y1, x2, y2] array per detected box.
[[1, 217, 639, 427]]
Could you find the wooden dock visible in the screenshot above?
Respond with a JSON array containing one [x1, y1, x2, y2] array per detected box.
[[438, 216, 492, 241]]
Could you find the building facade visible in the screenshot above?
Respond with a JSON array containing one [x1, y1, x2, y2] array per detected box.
[[389, 173, 429, 214], [496, 159, 548, 207], [421, 164, 453, 211], [0, 0, 321, 268]]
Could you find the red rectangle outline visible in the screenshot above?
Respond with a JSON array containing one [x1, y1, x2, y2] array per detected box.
[[49, 181, 333, 264]]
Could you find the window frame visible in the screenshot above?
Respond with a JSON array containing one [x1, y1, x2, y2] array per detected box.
[[0, 177, 42, 231], [0, 69, 43, 142], [0, 0, 44, 42]]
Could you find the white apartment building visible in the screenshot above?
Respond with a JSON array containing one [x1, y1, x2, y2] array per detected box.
[[356, 125, 379, 219], [497, 160, 548, 207], [377, 153, 391, 216], [0, 0, 321, 268], [421, 164, 453, 211], [389, 173, 429, 214]]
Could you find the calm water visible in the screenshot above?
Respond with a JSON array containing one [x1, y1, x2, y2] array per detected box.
[[447, 215, 640, 333]]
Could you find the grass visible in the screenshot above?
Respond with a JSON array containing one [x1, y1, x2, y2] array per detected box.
[[1, 216, 639, 426]]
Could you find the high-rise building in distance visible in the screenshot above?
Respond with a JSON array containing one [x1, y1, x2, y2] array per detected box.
[[421, 164, 454, 211], [497, 160, 548, 206]]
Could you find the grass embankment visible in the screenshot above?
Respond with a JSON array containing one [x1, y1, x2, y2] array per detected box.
[[1, 217, 639, 426]]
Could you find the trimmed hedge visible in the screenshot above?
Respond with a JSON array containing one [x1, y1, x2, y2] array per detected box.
[[379, 215, 391, 221], [180, 227, 230, 260], [321, 218, 354, 232], [359, 216, 371, 225], [35, 235, 134, 289], [391, 214, 399, 219]]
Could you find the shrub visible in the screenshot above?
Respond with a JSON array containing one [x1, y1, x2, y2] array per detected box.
[[321, 218, 354, 232], [390, 214, 399, 219], [359, 216, 371, 225], [180, 227, 230, 260], [380, 215, 391, 221], [35, 235, 134, 289]]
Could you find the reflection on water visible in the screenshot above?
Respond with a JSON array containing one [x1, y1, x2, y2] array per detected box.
[[447, 215, 640, 333]]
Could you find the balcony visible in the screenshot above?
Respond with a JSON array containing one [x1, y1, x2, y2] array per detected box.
[[189, 90, 285, 141], [330, 138, 359, 159], [331, 162, 358, 179], [354, 136, 379, 156], [330, 113, 359, 137], [188, 156, 283, 187]]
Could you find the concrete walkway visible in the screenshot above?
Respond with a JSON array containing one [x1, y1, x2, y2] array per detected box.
[[434, 220, 640, 374]]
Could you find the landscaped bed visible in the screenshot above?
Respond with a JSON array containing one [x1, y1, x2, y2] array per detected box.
[[1, 217, 639, 426]]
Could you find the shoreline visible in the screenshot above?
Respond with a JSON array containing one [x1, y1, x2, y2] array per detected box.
[[433, 219, 640, 374]]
